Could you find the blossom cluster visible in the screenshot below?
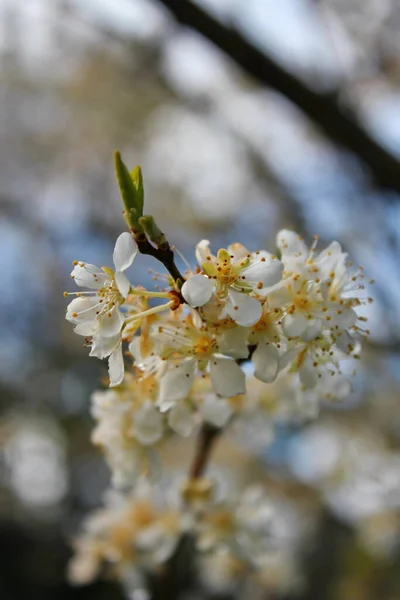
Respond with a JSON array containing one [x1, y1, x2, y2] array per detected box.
[[69, 479, 305, 596], [65, 223, 371, 595]]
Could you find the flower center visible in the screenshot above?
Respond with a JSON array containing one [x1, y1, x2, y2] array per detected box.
[[193, 335, 214, 355]]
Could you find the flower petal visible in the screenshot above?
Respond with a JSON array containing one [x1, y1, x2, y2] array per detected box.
[[108, 344, 125, 387], [218, 327, 250, 359], [66, 297, 99, 324], [74, 321, 97, 336], [113, 232, 138, 272], [70, 263, 109, 289], [90, 332, 121, 359], [334, 329, 356, 354], [252, 343, 279, 383], [168, 402, 197, 437], [132, 402, 163, 445], [242, 251, 283, 288], [209, 357, 246, 397], [195, 239, 212, 266], [314, 241, 343, 279], [301, 319, 323, 342], [226, 290, 262, 327], [181, 275, 214, 307], [98, 307, 125, 337], [199, 395, 232, 428], [228, 242, 249, 261], [281, 312, 309, 338], [276, 229, 307, 257], [299, 357, 318, 388], [158, 359, 196, 410], [115, 270, 131, 298]]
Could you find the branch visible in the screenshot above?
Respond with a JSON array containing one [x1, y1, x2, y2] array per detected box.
[[135, 233, 185, 283], [156, 0, 400, 195], [189, 422, 221, 479]]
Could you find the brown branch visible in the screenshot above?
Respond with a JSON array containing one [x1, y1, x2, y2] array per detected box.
[[189, 422, 221, 479], [134, 233, 185, 283], [156, 0, 400, 195]]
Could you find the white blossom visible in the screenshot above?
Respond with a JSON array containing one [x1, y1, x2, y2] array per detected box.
[[66, 233, 138, 386], [182, 241, 283, 326]]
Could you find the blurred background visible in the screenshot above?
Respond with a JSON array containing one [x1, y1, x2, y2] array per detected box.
[[0, 0, 399, 598]]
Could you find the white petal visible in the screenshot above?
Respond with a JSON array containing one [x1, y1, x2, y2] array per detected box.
[[276, 229, 307, 257], [195, 239, 212, 265], [90, 332, 121, 360], [108, 344, 125, 387], [158, 359, 196, 410], [113, 232, 138, 272], [314, 241, 343, 279], [301, 319, 323, 341], [252, 343, 279, 383], [132, 402, 163, 445], [265, 286, 291, 307], [200, 395, 232, 428], [326, 307, 357, 329], [218, 328, 250, 359], [128, 337, 142, 362], [66, 296, 99, 324], [181, 274, 214, 307], [209, 357, 246, 397], [115, 270, 131, 298], [279, 347, 300, 370], [168, 402, 197, 437], [74, 321, 97, 336], [242, 252, 283, 288], [281, 312, 309, 338], [299, 357, 318, 388], [226, 290, 262, 327], [228, 242, 249, 261], [324, 376, 352, 400], [97, 307, 125, 337], [70, 263, 109, 289], [334, 329, 356, 354]]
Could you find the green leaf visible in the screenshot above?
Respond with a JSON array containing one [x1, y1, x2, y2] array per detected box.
[[113, 151, 144, 233], [130, 165, 144, 215]]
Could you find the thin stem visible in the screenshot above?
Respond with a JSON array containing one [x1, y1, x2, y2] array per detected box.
[[123, 300, 174, 325], [189, 423, 221, 480], [134, 234, 185, 284], [128, 288, 171, 298]]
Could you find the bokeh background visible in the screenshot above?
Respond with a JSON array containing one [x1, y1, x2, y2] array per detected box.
[[0, 0, 399, 599]]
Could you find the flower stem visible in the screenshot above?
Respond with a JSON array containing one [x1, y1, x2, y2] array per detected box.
[[128, 288, 171, 299], [124, 300, 174, 325], [189, 423, 221, 479]]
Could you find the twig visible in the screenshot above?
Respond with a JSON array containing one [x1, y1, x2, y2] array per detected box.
[[134, 232, 185, 283], [189, 423, 221, 480]]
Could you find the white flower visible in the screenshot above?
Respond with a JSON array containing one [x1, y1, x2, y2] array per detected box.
[[131, 402, 163, 446], [90, 374, 166, 486], [199, 394, 233, 428], [150, 322, 247, 407], [182, 241, 283, 326], [269, 230, 364, 345], [68, 481, 183, 586], [66, 233, 138, 386], [167, 401, 198, 437]]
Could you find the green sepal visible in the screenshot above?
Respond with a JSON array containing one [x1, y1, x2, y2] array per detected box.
[[139, 214, 168, 249], [113, 151, 144, 233]]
